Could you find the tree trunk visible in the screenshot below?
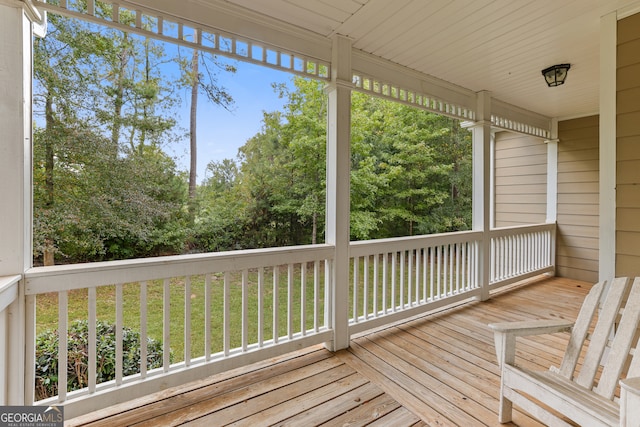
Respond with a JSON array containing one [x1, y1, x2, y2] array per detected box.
[[188, 48, 199, 213], [140, 38, 150, 151], [43, 93, 55, 266], [312, 209, 317, 245], [111, 34, 130, 154]]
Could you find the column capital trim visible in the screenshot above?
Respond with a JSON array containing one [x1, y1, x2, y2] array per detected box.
[[324, 79, 355, 92], [462, 119, 492, 129]]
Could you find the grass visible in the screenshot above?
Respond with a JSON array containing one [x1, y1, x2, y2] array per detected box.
[[36, 265, 328, 362], [35, 253, 472, 363]]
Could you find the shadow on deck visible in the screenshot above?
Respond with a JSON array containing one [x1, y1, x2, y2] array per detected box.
[[66, 276, 591, 426]]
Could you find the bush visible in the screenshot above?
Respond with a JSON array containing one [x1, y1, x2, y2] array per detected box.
[[35, 320, 169, 401]]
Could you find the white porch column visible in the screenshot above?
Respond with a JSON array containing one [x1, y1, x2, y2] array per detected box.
[[546, 118, 559, 224], [472, 91, 492, 301], [325, 35, 352, 351], [0, 2, 34, 276], [489, 129, 496, 228], [0, 1, 39, 405], [599, 12, 617, 282]]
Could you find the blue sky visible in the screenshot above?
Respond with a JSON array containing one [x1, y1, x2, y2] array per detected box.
[[164, 57, 294, 183]]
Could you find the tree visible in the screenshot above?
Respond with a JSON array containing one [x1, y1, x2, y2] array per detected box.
[[236, 111, 289, 248], [229, 78, 328, 248], [33, 11, 472, 262], [374, 101, 454, 236], [176, 38, 236, 216], [189, 48, 199, 209], [349, 92, 472, 239], [33, 12, 107, 264], [274, 78, 327, 244], [206, 77, 471, 248], [33, 10, 189, 263], [193, 159, 246, 251], [349, 94, 391, 239], [94, 11, 177, 155], [426, 115, 473, 233]]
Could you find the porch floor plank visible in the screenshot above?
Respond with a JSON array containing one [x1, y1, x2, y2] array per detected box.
[[66, 275, 590, 427]]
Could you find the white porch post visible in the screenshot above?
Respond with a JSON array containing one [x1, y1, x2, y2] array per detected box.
[[0, 1, 39, 405], [489, 129, 496, 229], [546, 118, 559, 224], [599, 11, 617, 282], [545, 119, 559, 276], [325, 35, 352, 351], [472, 91, 492, 301]]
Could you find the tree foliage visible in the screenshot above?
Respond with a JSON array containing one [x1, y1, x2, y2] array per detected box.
[[193, 78, 472, 251], [33, 11, 472, 263], [33, 11, 188, 263], [350, 94, 472, 238]]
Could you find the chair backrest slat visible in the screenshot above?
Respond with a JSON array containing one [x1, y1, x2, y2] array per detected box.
[[627, 334, 640, 379], [576, 277, 632, 389], [595, 277, 640, 399], [559, 280, 607, 379]]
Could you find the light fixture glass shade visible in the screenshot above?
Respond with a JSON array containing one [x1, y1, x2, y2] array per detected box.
[[542, 64, 571, 87]]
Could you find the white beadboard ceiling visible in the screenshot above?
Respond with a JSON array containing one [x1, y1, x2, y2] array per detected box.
[[215, 0, 640, 120]]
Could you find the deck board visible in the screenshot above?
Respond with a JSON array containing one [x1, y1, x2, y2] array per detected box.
[[67, 275, 590, 426]]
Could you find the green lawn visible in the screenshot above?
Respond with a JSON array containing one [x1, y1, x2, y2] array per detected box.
[[35, 254, 469, 362], [36, 265, 327, 362]]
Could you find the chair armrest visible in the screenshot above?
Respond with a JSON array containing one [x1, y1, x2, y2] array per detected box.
[[620, 377, 640, 427], [489, 319, 574, 336], [488, 319, 574, 367]]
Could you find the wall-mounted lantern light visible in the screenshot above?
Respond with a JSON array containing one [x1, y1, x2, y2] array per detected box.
[[541, 64, 571, 87]]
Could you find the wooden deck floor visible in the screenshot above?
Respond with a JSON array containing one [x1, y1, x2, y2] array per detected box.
[[66, 276, 591, 426]]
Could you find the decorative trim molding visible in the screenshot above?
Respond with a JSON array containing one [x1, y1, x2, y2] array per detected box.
[[352, 71, 475, 120], [352, 49, 476, 121], [22, 0, 45, 25], [33, 0, 331, 81], [31, 0, 556, 136], [616, 0, 640, 20], [491, 99, 551, 139]]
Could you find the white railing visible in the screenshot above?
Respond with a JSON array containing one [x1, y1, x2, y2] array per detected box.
[[348, 223, 556, 334], [489, 223, 556, 289], [17, 223, 555, 418], [0, 275, 21, 405], [24, 245, 333, 418], [349, 230, 483, 335]]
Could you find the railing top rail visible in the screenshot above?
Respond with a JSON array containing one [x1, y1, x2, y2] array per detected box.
[[348, 223, 555, 258], [349, 229, 483, 257], [25, 244, 334, 295], [489, 222, 556, 238], [0, 274, 21, 312], [0, 275, 22, 288], [23, 223, 557, 296]]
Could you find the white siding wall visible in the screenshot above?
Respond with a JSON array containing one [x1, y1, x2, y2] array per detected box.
[[494, 123, 601, 283], [494, 131, 547, 227], [556, 116, 600, 282], [617, 12, 640, 277]]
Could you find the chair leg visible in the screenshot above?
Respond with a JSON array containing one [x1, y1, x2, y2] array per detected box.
[[498, 387, 513, 423]]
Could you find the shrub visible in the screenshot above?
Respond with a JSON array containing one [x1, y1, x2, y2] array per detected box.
[[35, 320, 169, 401]]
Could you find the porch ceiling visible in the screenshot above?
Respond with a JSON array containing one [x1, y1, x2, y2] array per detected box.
[[210, 0, 637, 120]]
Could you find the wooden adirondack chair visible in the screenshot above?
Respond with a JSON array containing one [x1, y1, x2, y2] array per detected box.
[[489, 277, 640, 427]]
